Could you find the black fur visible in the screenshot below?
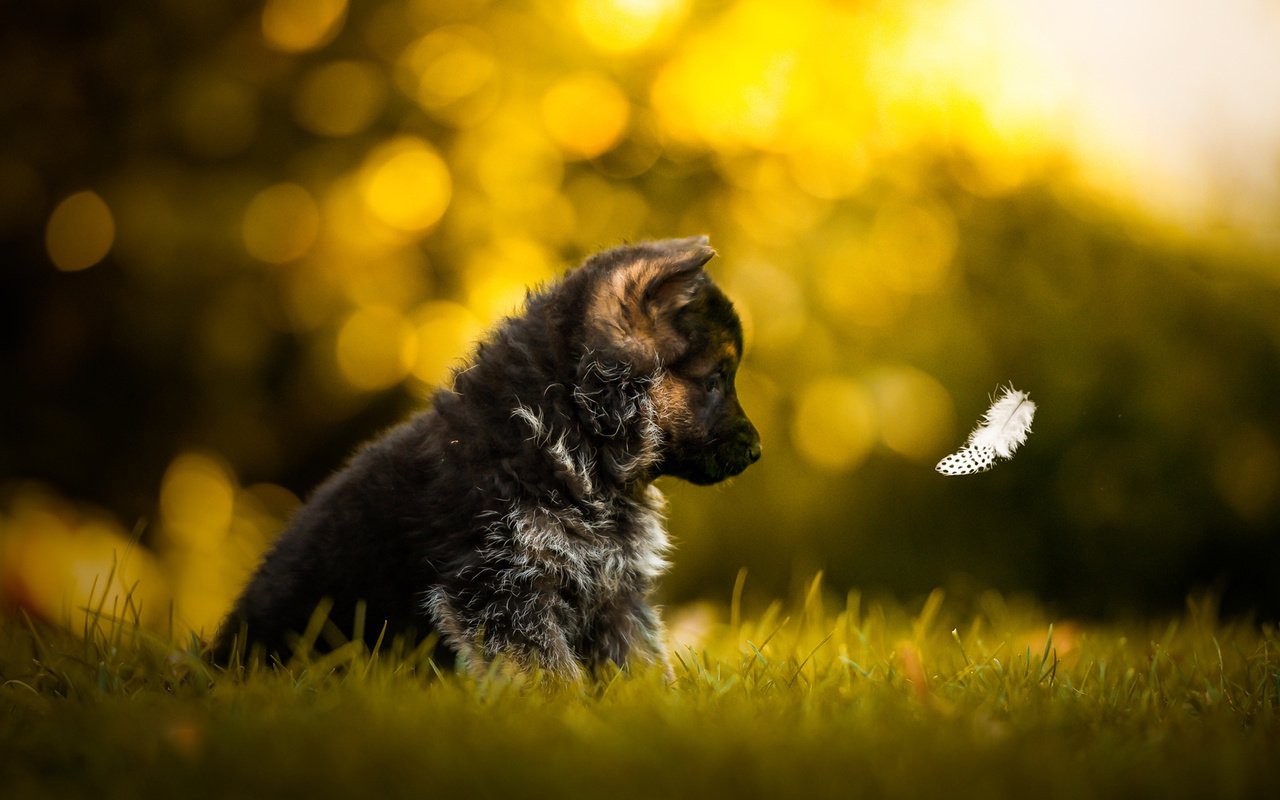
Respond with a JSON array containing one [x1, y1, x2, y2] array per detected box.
[[212, 237, 760, 679]]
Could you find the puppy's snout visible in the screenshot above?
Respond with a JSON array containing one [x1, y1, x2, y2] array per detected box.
[[739, 420, 761, 464]]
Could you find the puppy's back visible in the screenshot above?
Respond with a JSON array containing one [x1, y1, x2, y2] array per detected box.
[[212, 413, 452, 663]]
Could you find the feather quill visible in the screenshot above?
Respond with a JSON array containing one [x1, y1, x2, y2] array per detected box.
[[936, 384, 1036, 475]]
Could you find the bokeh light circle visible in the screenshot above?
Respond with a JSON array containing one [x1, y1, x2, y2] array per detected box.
[[46, 190, 114, 272], [572, 0, 688, 52], [335, 306, 418, 390], [294, 60, 387, 137], [410, 301, 485, 387], [262, 0, 347, 53], [160, 453, 236, 547], [359, 137, 453, 233], [242, 183, 321, 264], [541, 72, 631, 159], [791, 377, 877, 471], [869, 366, 955, 461]]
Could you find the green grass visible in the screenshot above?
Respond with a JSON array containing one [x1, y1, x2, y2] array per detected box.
[[2, 577, 1278, 800]]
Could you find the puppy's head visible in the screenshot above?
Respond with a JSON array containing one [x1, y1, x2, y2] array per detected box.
[[578, 237, 761, 485]]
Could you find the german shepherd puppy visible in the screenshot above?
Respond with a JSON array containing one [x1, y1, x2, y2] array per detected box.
[[213, 237, 760, 680]]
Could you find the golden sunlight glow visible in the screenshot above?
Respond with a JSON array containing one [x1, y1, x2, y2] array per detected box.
[[865, 0, 1063, 157], [242, 183, 321, 264], [262, 0, 347, 53], [646, 0, 1070, 201], [651, 0, 812, 149], [294, 60, 387, 137], [792, 377, 877, 472], [46, 190, 114, 271], [359, 137, 453, 233], [985, 0, 1280, 231], [541, 72, 631, 160], [410, 301, 485, 387], [335, 305, 417, 390], [572, 0, 689, 52]]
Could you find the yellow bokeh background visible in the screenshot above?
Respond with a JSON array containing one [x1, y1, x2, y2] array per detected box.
[[7, 0, 1280, 635]]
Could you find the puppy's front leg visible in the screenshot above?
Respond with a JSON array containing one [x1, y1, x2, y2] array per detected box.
[[481, 595, 586, 684], [583, 594, 674, 682], [427, 584, 584, 683], [632, 599, 676, 683], [497, 615, 585, 685]]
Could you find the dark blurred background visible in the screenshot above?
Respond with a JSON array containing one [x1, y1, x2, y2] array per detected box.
[[3, 0, 1279, 636]]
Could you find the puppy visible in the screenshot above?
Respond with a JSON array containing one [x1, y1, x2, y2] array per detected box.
[[213, 236, 760, 680]]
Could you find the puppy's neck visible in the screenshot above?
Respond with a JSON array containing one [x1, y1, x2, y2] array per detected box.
[[511, 396, 661, 507]]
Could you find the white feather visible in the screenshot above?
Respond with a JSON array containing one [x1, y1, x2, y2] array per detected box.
[[968, 385, 1036, 458], [936, 384, 1036, 475]]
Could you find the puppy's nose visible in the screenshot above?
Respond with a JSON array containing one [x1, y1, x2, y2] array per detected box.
[[747, 439, 762, 463]]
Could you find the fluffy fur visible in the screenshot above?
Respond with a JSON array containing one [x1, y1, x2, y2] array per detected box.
[[213, 237, 760, 680]]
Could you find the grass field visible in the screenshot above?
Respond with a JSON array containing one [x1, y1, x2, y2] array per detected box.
[[2, 576, 1277, 800]]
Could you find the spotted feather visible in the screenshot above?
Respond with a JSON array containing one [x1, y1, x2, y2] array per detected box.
[[935, 444, 997, 475], [936, 384, 1036, 476]]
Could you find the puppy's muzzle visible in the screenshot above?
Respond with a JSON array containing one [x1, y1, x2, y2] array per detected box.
[[718, 423, 761, 478]]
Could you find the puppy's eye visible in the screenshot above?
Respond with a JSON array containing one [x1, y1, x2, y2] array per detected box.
[[703, 372, 724, 395]]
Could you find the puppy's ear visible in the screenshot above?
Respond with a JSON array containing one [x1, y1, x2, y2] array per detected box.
[[587, 236, 716, 366]]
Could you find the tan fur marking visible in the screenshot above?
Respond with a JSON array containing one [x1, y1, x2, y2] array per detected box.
[[587, 256, 702, 362], [650, 373, 696, 434], [588, 261, 658, 352]]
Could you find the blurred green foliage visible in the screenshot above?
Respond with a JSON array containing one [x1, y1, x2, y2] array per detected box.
[[2, 0, 1280, 632]]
